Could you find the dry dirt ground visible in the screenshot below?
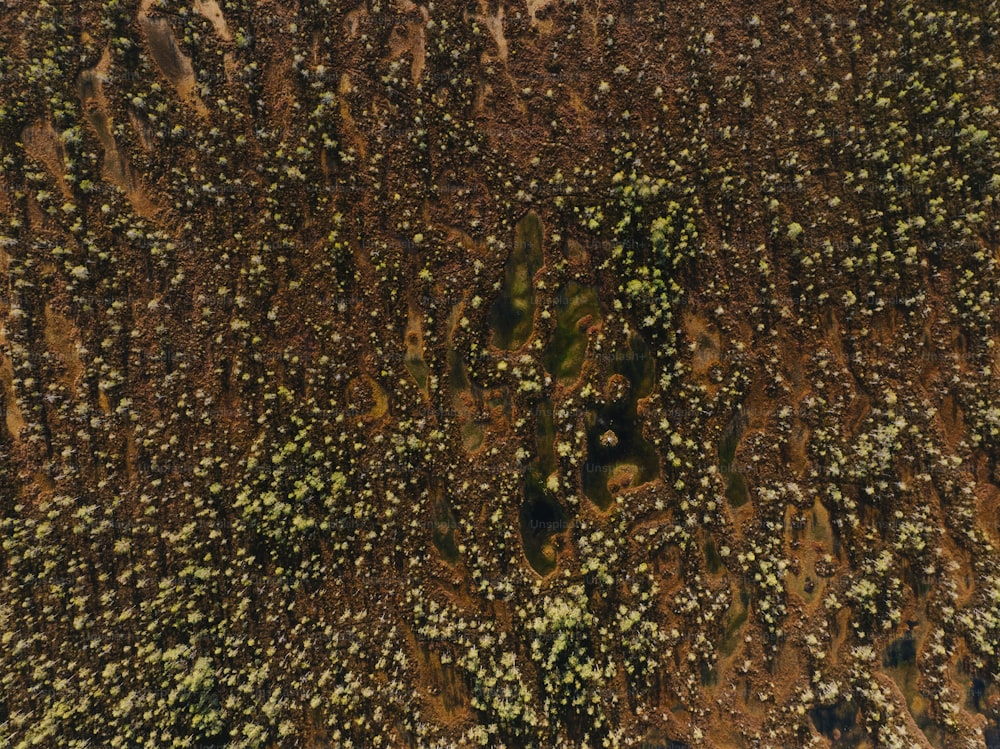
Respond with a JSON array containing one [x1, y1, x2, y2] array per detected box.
[[1, 1, 1000, 747]]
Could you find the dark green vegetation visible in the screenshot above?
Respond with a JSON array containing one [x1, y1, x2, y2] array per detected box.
[[0, 0, 1000, 747]]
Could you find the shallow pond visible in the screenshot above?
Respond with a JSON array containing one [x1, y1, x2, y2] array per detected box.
[[519, 466, 566, 575], [581, 334, 659, 510], [519, 400, 566, 575], [543, 281, 601, 384], [490, 212, 543, 350], [809, 700, 865, 747], [718, 411, 749, 507]]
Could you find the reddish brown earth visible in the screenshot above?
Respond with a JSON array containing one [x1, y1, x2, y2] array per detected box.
[[1, 1, 1000, 747]]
